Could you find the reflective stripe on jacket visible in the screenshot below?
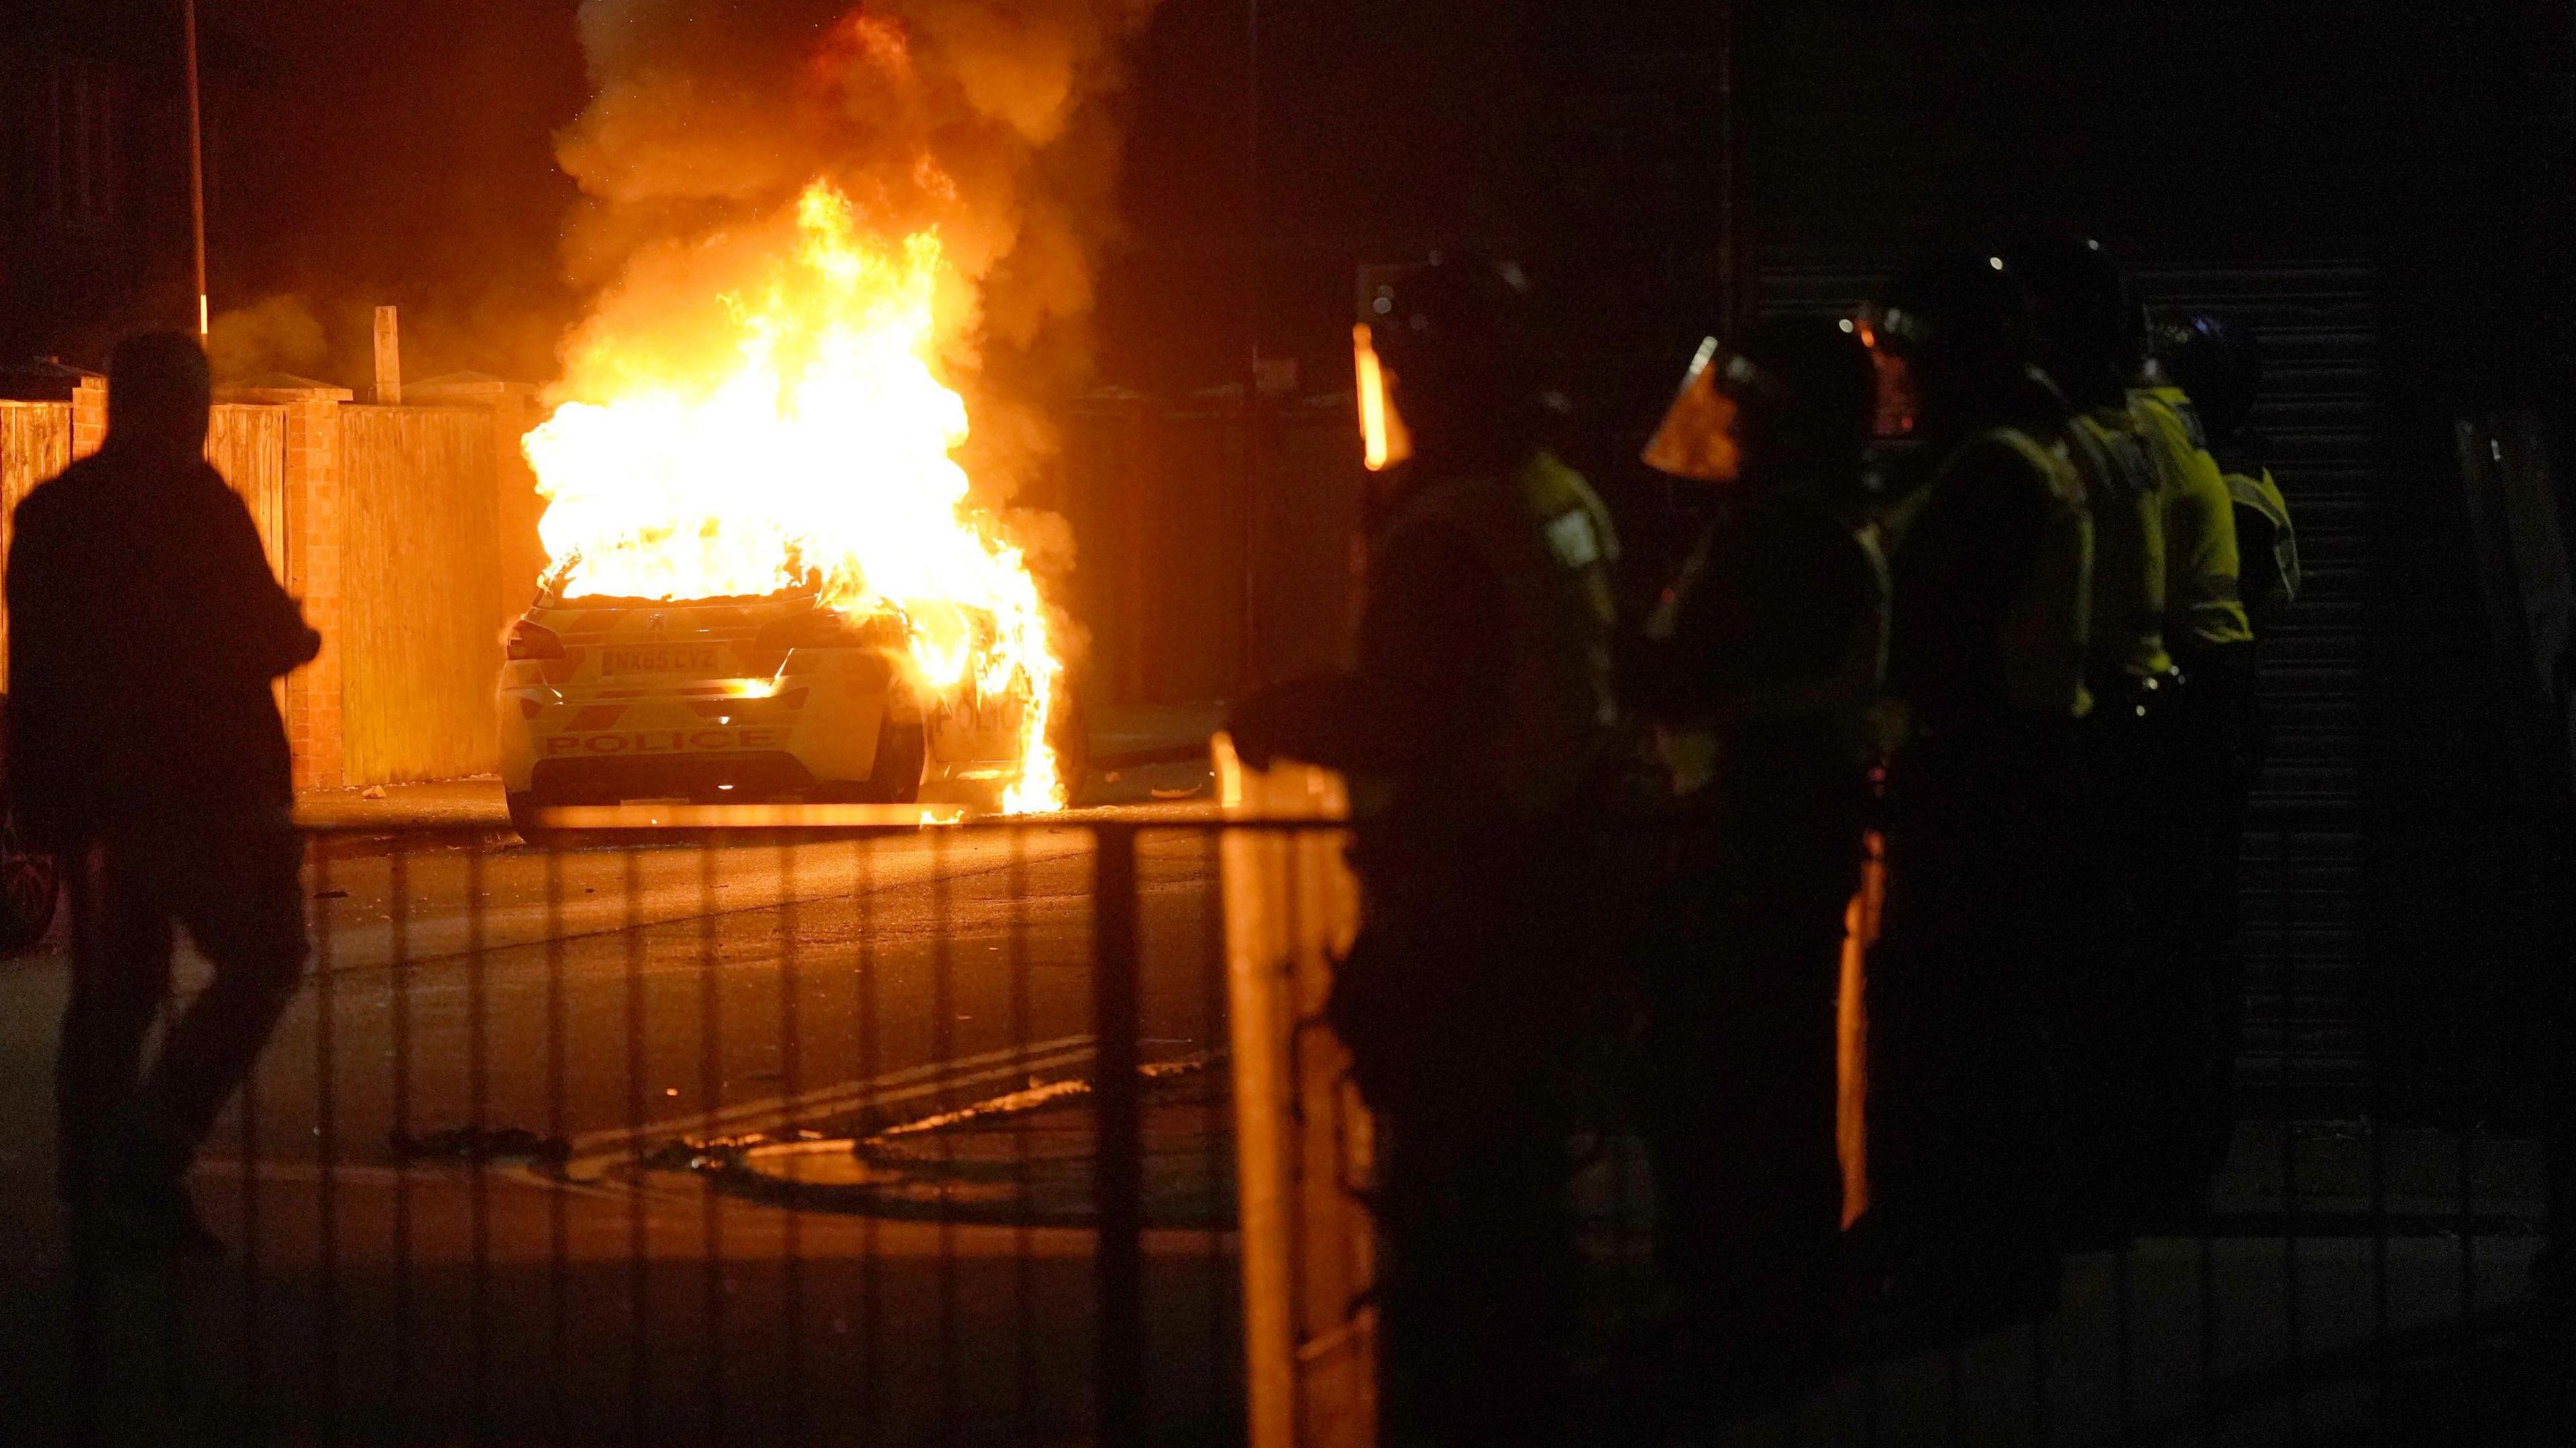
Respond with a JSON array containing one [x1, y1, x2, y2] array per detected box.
[[2225, 465, 2300, 626]]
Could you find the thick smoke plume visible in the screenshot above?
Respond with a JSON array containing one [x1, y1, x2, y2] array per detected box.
[[207, 294, 331, 384], [549, 0, 1162, 553]]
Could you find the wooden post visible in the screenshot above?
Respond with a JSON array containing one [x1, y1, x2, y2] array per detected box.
[[372, 307, 402, 406]]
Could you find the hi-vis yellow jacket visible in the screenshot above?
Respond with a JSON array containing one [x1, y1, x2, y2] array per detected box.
[[2065, 407, 2175, 683], [2132, 385, 2253, 651]]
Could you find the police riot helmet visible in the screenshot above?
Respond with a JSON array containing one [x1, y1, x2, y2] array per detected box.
[[1353, 247, 1548, 471], [1860, 250, 2035, 435], [1999, 231, 2141, 411], [2153, 311, 2261, 441], [1731, 315, 1876, 458]]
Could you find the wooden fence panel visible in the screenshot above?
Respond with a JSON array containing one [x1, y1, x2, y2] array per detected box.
[[0, 402, 74, 685], [207, 404, 288, 582], [339, 405, 501, 785]]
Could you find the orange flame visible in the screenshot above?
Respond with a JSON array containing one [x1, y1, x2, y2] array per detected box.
[[1352, 325, 1411, 471], [524, 180, 1063, 812]]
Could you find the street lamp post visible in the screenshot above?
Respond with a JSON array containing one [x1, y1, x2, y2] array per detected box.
[[182, 0, 210, 338], [1240, 0, 1262, 693]]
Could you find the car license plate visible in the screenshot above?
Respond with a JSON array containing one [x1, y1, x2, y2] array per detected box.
[[604, 645, 718, 675]]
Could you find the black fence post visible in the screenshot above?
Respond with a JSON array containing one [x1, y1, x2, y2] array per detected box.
[[1094, 822, 1146, 1443]]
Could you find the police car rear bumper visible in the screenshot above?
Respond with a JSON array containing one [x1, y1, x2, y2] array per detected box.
[[527, 752, 816, 804]]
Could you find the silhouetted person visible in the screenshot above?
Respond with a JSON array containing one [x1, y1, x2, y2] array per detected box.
[[9, 332, 320, 1255], [1230, 252, 1620, 1447], [2149, 312, 2295, 1207], [1857, 254, 2093, 1328], [1624, 317, 1884, 1399], [2005, 231, 2180, 1245]]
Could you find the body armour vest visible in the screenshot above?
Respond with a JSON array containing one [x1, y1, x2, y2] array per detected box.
[[1962, 426, 2095, 721], [2131, 386, 2255, 650], [1373, 449, 1621, 820], [2065, 408, 2176, 683]]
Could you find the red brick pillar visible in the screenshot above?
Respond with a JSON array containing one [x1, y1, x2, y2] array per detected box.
[[222, 380, 353, 792], [0, 359, 107, 458], [70, 376, 107, 459]]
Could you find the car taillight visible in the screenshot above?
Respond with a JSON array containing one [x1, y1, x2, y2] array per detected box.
[[507, 620, 566, 661]]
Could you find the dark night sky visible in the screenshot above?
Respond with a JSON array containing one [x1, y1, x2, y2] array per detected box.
[[188, 0, 1463, 391], [157, 2, 2537, 410], [184, 0, 1554, 394], [199, 0, 591, 384]]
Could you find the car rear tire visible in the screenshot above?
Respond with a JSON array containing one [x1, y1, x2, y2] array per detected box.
[[506, 791, 556, 846], [0, 807, 59, 954], [1047, 683, 1089, 807]]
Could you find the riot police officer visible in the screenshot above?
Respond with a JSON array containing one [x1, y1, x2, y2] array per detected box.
[[1625, 316, 1884, 1392], [2004, 232, 2182, 1241], [2150, 311, 2293, 1202], [2113, 317, 2254, 1221], [1858, 251, 2092, 1323], [1229, 249, 1619, 1447], [2155, 313, 2298, 636]]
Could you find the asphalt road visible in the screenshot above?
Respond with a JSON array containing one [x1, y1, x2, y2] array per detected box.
[[281, 820, 1223, 1164], [0, 815, 1247, 1445]]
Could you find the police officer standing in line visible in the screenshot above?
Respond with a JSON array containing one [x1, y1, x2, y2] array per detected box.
[[1228, 250, 1621, 1447], [2148, 312, 2295, 1201], [2004, 233, 2183, 1240], [1624, 317, 1884, 1395], [2125, 331, 2257, 1219], [1856, 252, 2094, 1321], [2156, 315, 2298, 634]]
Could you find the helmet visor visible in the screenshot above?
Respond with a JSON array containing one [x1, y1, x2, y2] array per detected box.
[[1641, 337, 1741, 483], [1352, 324, 1415, 471]]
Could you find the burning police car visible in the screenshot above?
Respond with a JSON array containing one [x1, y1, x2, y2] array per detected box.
[[496, 586, 1034, 837]]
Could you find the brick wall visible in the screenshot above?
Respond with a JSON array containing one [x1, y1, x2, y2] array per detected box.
[[70, 378, 106, 459]]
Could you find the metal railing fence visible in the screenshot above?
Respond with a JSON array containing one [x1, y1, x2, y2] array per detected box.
[[9, 799, 2562, 1445], [37, 814, 1244, 1446]]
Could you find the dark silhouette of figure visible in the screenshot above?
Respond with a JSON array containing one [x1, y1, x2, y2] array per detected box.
[[1230, 252, 1621, 1447], [1624, 317, 1884, 1398], [2004, 231, 2186, 1244], [1857, 254, 2093, 1328], [9, 333, 320, 1255], [2151, 312, 2293, 1205]]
